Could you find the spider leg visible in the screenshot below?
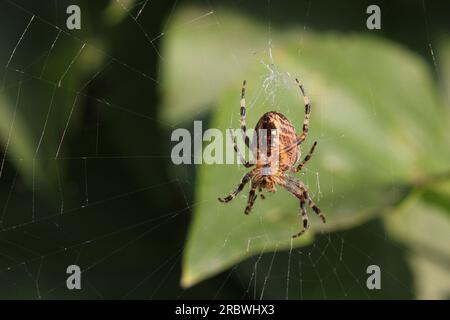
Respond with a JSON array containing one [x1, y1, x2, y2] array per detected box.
[[244, 181, 258, 215], [303, 190, 326, 223], [292, 196, 309, 238], [280, 175, 326, 231], [231, 133, 253, 168], [294, 78, 311, 146], [293, 141, 317, 173], [240, 80, 252, 149], [218, 173, 252, 203], [259, 186, 265, 200]]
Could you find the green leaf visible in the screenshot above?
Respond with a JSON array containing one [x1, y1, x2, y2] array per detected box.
[[421, 180, 450, 216], [385, 189, 450, 261], [159, 7, 450, 288], [439, 36, 450, 108], [384, 186, 450, 299], [0, 91, 42, 184]]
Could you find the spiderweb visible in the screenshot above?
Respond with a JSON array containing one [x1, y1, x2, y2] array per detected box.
[[0, 0, 433, 299]]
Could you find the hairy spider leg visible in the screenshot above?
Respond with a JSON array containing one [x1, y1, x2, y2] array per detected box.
[[282, 78, 312, 155], [240, 80, 252, 149], [218, 173, 252, 203], [292, 197, 309, 238], [231, 131, 253, 168], [293, 141, 318, 173], [244, 181, 259, 215], [295, 78, 311, 146], [302, 189, 326, 223]]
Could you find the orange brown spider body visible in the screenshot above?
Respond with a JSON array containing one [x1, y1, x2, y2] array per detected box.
[[252, 112, 298, 191], [255, 111, 299, 171], [219, 79, 326, 238]]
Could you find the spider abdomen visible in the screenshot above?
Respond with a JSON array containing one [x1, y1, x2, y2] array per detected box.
[[255, 111, 299, 171]]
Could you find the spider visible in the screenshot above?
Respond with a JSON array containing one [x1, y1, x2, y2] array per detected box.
[[218, 79, 326, 238]]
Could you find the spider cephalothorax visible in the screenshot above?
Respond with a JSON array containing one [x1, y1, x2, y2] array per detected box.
[[218, 79, 326, 238]]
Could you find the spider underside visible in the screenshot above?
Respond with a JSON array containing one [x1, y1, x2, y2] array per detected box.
[[218, 79, 326, 238]]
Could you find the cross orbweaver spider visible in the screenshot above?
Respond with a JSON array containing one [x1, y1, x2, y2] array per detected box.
[[218, 79, 326, 238]]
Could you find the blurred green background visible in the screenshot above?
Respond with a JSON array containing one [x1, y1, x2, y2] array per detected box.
[[0, 0, 449, 299]]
